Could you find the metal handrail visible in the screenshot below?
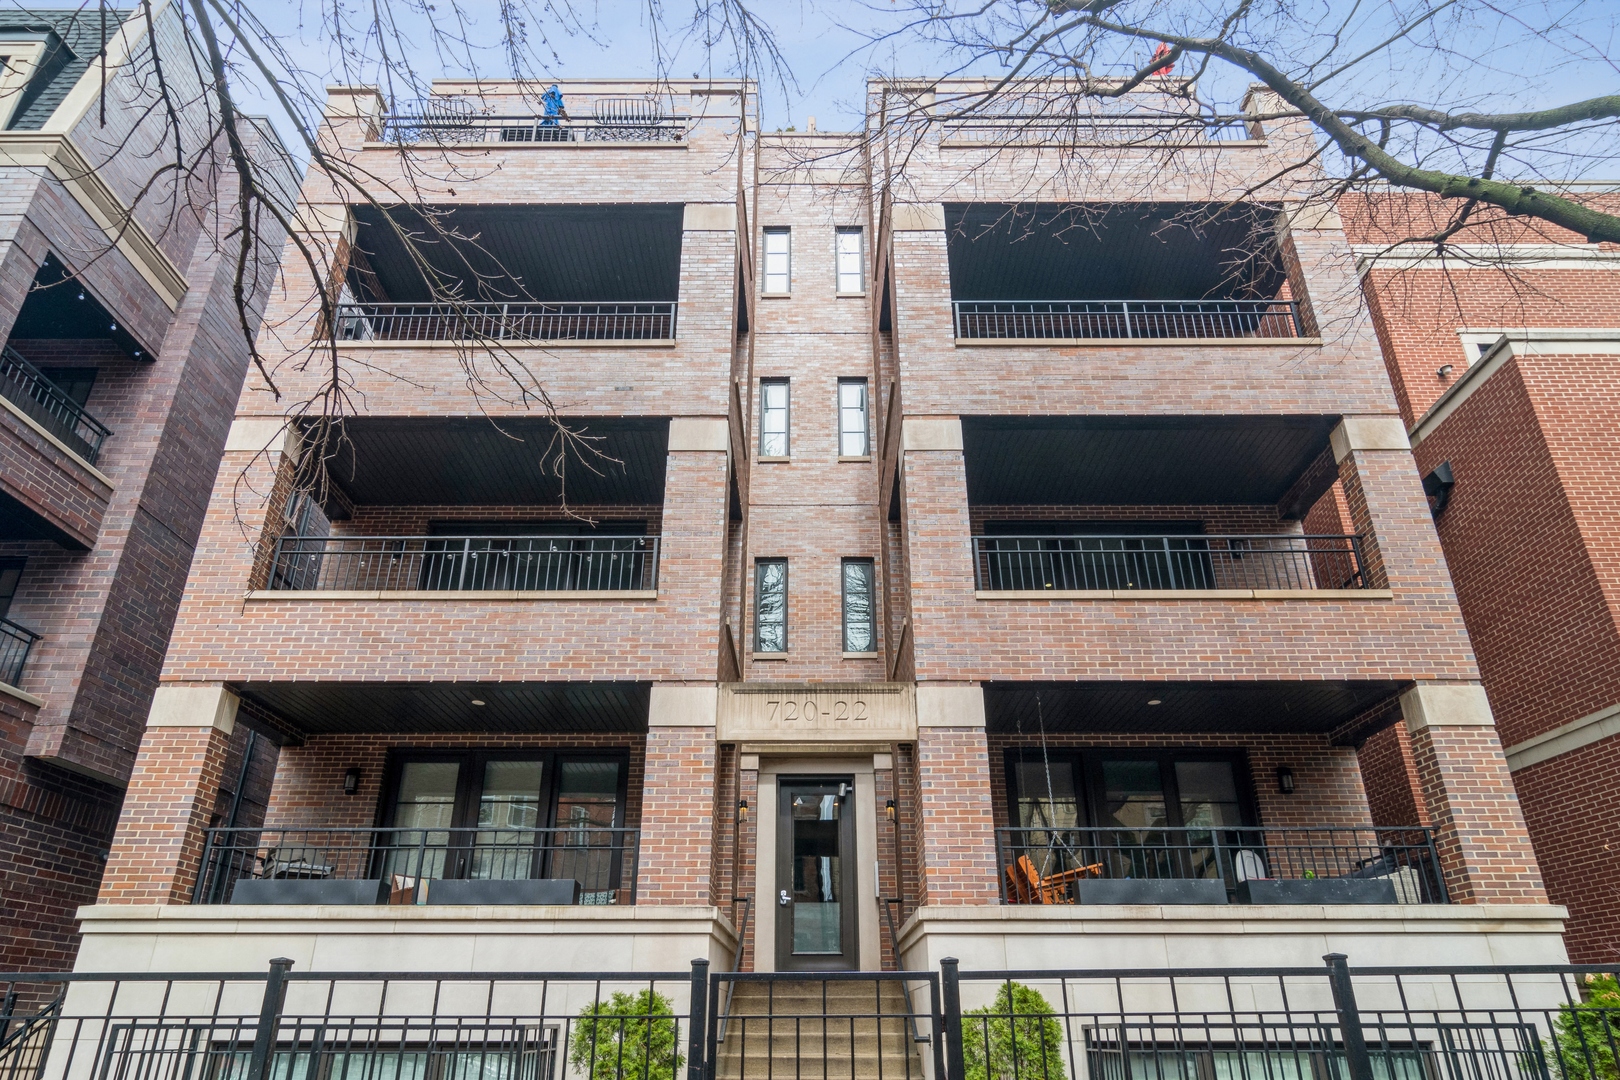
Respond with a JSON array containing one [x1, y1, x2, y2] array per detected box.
[[0, 618, 39, 689], [379, 112, 685, 143], [939, 114, 1254, 144], [953, 298, 1303, 339], [972, 533, 1366, 591], [996, 824, 1448, 904], [333, 301, 678, 342], [883, 898, 931, 1045], [0, 346, 112, 464], [714, 896, 752, 1044], [269, 534, 660, 592]]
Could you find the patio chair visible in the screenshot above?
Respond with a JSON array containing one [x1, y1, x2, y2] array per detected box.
[[1005, 853, 1102, 904]]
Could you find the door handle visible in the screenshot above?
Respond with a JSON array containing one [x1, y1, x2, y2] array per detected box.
[[779, 889, 791, 907]]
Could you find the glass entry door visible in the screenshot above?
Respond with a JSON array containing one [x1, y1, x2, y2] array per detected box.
[[776, 778, 859, 971]]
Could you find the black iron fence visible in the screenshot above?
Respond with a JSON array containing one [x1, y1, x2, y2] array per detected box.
[[193, 826, 640, 906], [0, 346, 112, 464], [268, 535, 660, 593], [334, 302, 678, 342], [973, 534, 1367, 592], [4, 958, 1619, 1080], [0, 618, 38, 690], [996, 826, 1447, 906], [953, 299, 1303, 340]]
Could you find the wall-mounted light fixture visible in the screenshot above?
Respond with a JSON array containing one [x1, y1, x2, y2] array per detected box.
[[885, 799, 896, 821], [738, 798, 749, 822], [1276, 766, 1296, 795], [1423, 461, 1456, 517], [1437, 364, 1454, 380], [343, 767, 361, 796]]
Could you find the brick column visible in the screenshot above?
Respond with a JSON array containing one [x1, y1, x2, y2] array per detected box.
[[915, 685, 999, 905], [1402, 682, 1548, 904], [98, 686, 238, 904], [638, 686, 718, 906]]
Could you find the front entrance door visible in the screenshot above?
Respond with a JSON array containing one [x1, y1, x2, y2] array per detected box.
[[776, 777, 859, 971]]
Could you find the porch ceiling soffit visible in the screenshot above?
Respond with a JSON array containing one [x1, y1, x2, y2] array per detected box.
[[984, 680, 1407, 736], [233, 681, 652, 737]]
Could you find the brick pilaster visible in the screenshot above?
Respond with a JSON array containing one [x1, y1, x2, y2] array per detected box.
[[97, 686, 238, 904], [637, 723, 716, 905], [915, 688, 999, 905], [1402, 683, 1547, 904]]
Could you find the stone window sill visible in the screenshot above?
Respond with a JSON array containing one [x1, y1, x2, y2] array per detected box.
[[752, 652, 789, 660], [842, 651, 880, 659], [838, 455, 871, 463], [757, 455, 791, 463]]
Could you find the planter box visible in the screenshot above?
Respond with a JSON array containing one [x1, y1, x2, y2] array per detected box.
[[1075, 878, 1228, 905], [426, 878, 582, 905], [230, 878, 389, 905], [1236, 878, 1397, 905]]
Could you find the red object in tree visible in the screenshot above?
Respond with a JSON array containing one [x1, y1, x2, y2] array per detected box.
[[1150, 42, 1175, 76]]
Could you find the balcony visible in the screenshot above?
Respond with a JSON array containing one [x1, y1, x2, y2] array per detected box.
[[0, 345, 111, 464], [336, 301, 677, 343], [379, 96, 685, 144], [194, 825, 641, 906], [0, 616, 39, 687], [997, 825, 1447, 905], [972, 533, 1366, 593], [268, 534, 660, 593], [953, 299, 1302, 340]]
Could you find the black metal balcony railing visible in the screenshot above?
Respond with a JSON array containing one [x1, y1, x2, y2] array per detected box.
[[0, 618, 39, 689], [940, 114, 1255, 145], [335, 301, 678, 342], [269, 535, 660, 592], [380, 105, 685, 144], [194, 826, 640, 906], [953, 299, 1303, 339], [0, 346, 112, 464], [973, 534, 1367, 591], [997, 825, 1448, 905]]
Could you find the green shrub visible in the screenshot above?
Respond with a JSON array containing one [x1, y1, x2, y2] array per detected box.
[[1552, 974, 1620, 1080], [569, 989, 684, 1080], [962, 981, 1068, 1080]]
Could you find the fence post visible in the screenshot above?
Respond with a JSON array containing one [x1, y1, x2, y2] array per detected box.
[[687, 958, 710, 1080], [940, 957, 965, 1080], [1324, 953, 1374, 1080], [245, 957, 294, 1080]]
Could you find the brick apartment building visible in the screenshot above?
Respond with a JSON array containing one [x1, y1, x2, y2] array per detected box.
[[0, 7, 289, 968], [1344, 190, 1620, 962], [72, 78, 1571, 982]]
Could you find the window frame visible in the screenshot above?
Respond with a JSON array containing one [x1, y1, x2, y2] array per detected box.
[[837, 378, 870, 458], [754, 557, 789, 653], [835, 227, 865, 295], [840, 558, 877, 654], [762, 227, 792, 295], [759, 378, 791, 458], [378, 748, 631, 839], [1004, 747, 1258, 831]]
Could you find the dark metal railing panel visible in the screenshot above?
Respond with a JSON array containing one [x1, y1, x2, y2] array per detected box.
[[379, 112, 686, 143], [269, 535, 660, 593], [0, 346, 112, 464], [940, 116, 1255, 145], [996, 825, 1448, 904], [972, 534, 1366, 591], [335, 301, 678, 342], [193, 826, 641, 905], [953, 299, 1303, 339], [0, 618, 39, 689]]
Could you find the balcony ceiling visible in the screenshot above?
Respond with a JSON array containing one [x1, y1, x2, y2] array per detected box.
[[984, 680, 1405, 737], [236, 681, 651, 739], [351, 203, 684, 303], [963, 415, 1336, 506], [321, 416, 668, 506], [944, 202, 1287, 302]]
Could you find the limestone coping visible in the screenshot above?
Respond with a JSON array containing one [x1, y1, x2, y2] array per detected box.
[[975, 589, 1393, 601], [244, 590, 658, 601]]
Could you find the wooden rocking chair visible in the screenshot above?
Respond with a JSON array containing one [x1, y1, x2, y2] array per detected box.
[[1004, 853, 1103, 904]]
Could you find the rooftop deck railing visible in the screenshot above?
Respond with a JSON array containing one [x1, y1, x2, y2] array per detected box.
[[997, 825, 1447, 905], [973, 534, 1367, 592], [0, 346, 112, 464], [953, 299, 1303, 340], [335, 301, 678, 342], [194, 826, 640, 906], [269, 535, 660, 592], [0, 618, 39, 689], [379, 110, 685, 144], [939, 114, 1255, 145]]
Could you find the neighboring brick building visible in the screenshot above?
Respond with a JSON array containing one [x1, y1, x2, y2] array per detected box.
[[75, 79, 1568, 979], [0, 7, 289, 967], [1344, 189, 1620, 960]]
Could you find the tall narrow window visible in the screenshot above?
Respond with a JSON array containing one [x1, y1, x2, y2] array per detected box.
[[760, 379, 790, 456], [841, 559, 875, 653], [835, 227, 864, 293], [838, 379, 869, 457], [755, 559, 788, 652], [763, 227, 791, 294]]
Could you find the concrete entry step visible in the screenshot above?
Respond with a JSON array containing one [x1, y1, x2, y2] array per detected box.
[[714, 979, 928, 1080]]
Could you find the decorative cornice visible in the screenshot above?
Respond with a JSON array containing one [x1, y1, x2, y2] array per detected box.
[[0, 132, 188, 310]]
